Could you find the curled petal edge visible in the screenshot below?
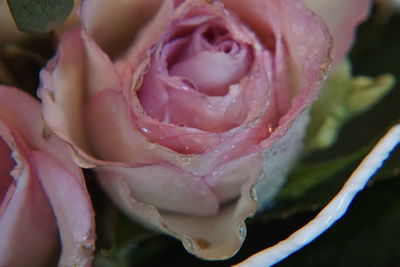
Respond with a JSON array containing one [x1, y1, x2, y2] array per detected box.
[[33, 151, 96, 267]]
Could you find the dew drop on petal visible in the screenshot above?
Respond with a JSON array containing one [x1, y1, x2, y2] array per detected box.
[[267, 124, 274, 133], [250, 187, 257, 201], [239, 223, 247, 241], [177, 155, 193, 166], [183, 237, 195, 252]]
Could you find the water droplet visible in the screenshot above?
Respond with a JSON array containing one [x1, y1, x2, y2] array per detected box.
[[239, 224, 246, 240], [141, 128, 149, 133], [183, 237, 195, 252], [250, 187, 257, 201], [177, 156, 193, 166], [267, 124, 274, 133]]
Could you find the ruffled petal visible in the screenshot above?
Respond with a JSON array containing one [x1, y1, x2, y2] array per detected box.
[[97, 164, 258, 259]]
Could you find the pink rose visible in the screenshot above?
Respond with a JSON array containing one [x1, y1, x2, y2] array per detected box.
[[0, 86, 95, 266], [39, 0, 370, 260]]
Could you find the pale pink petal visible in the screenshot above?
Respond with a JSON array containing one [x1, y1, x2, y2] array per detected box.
[[160, 179, 258, 259], [121, 0, 175, 66], [135, 49, 172, 123], [0, 122, 59, 267], [303, 0, 371, 63], [205, 153, 262, 203], [85, 88, 196, 163], [162, 78, 247, 132], [223, 0, 332, 100], [222, 0, 332, 151], [38, 28, 93, 162], [81, 30, 122, 96], [165, 21, 253, 96], [38, 28, 121, 168], [81, 0, 165, 56], [169, 50, 251, 96], [97, 164, 219, 216], [33, 151, 95, 267], [0, 86, 81, 179], [96, 165, 258, 260], [1, 86, 95, 266]]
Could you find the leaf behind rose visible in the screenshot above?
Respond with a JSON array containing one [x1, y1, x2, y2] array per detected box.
[[306, 59, 395, 152], [7, 0, 73, 33]]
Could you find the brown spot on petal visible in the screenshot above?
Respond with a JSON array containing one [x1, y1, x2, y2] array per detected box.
[[320, 62, 330, 75], [42, 126, 53, 140], [193, 238, 210, 250], [47, 89, 55, 102]]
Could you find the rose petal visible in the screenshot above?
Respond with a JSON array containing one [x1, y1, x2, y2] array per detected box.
[[96, 164, 258, 260], [80, 0, 164, 56], [0, 86, 80, 178], [85, 88, 189, 163], [0, 86, 95, 266], [0, 122, 59, 267], [39, 28, 121, 167], [205, 153, 262, 203], [81, 30, 122, 97], [38, 28, 92, 160], [169, 48, 251, 96], [303, 0, 371, 63], [33, 151, 95, 267], [97, 164, 219, 216]]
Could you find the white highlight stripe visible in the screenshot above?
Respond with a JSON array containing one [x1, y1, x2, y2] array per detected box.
[[235, 124, 400, 267]]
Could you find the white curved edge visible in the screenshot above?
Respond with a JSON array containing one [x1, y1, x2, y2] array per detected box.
[[235, 124, 400, 267]]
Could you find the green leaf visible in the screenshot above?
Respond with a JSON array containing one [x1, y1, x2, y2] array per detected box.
[[278, 145, 370, 200], [306, 59, 395, 152], [7, 0, 73, 33]]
